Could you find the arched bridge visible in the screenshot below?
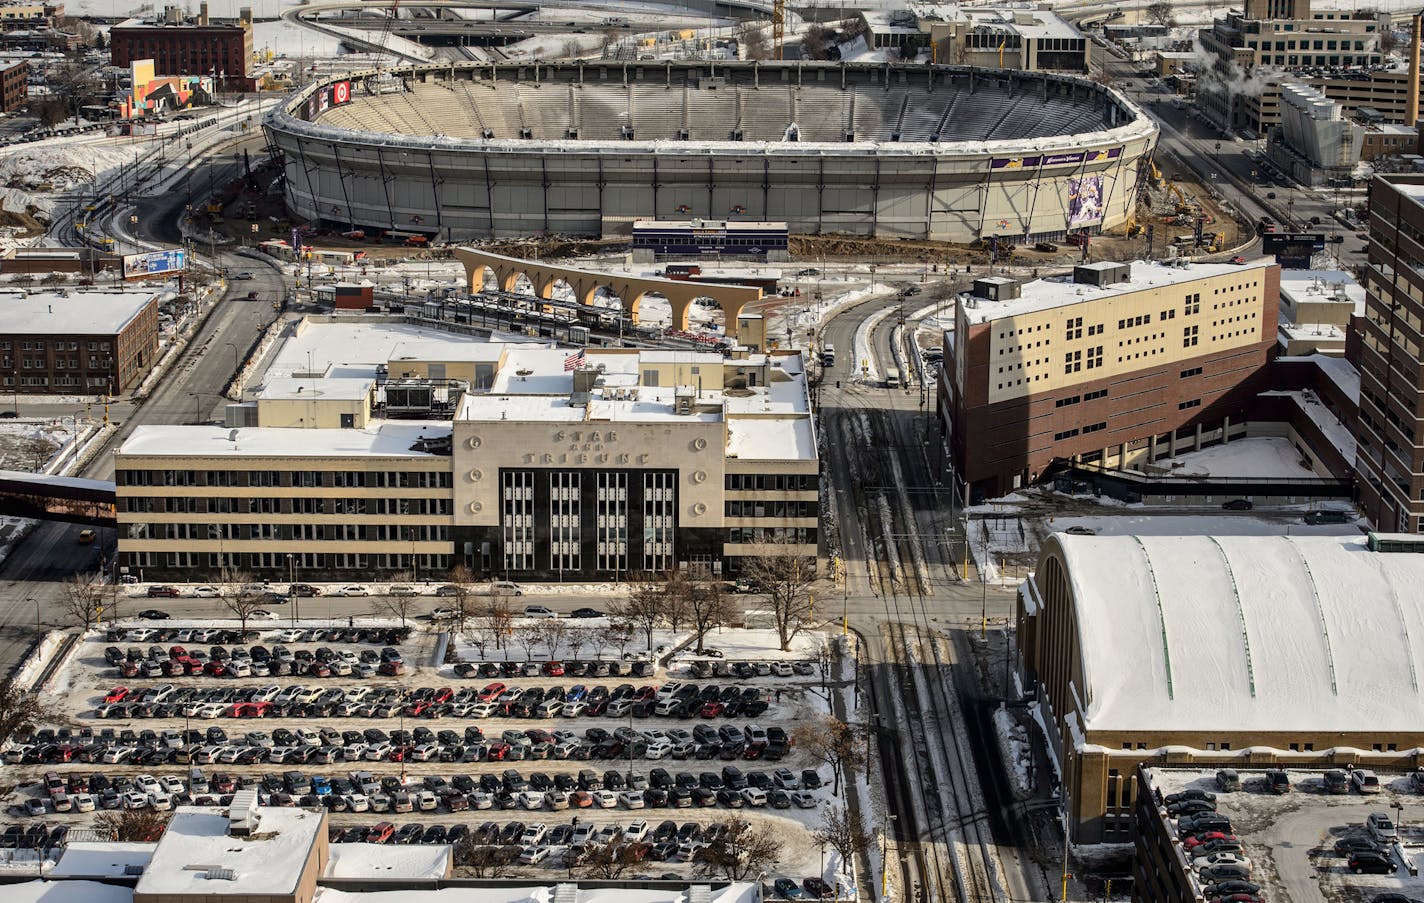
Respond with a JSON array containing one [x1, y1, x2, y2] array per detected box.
[[454, 248, 763, 331]]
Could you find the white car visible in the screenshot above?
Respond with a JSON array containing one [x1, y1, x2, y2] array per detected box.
[[790, 791, 817, 809], [518, 791, 546, 810], [547, 790, 570, 810], [523, 605, 557, 618], [430, 608, 459, 621], [159, 776, 185, 795], [592, 789, 618, 808], [741, 787, 768, 807], [134, 774, 161, 795], [771, 661, 794, 677], [148, 792, 174, 811], [1369, 812, 1400, 843], [72, 793, 96, 813], [416, 791, 439, 812], [337, 585, 369, 597], [346, 794, 370, 813], [520, 823, 548, 844], [250, 609, 279, 620], [192, 586, 220, 598], [623, 820, 650, 843], [619, 790, 646, 810], [122, 792, 149, 810], [216, 747, 243, 764], [1195, 852, 1251, 872], [369, 794, 392, 813], [518, 845, 551, 865], [277, 629, 304, 643], [470, 791, 494, 810]]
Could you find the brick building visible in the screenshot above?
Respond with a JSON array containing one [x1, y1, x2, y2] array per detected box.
[[939, 259, 1280, 502], [0, 59, 25, 112], [109, 5, 253, 91], [0, 289, 159, 395]]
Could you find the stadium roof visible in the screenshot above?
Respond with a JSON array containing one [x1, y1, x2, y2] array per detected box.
[[1047, 533, 1424, 736]]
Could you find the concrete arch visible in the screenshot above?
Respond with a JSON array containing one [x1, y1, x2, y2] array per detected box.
[[456, 247, 763, 331]]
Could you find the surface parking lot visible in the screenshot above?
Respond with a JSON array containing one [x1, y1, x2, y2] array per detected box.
[[2, 620, 838, 879]]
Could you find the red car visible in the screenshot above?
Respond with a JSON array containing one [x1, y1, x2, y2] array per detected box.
[[700, 701, 725, 718], [570, 791, 593, 808], [168, 646, 187, 659], [378, 661, 405, 677], [1183, 831, 1237, 851], [104, 687, 129, 704], [486, 741, 510, 761], [388, 746, 409, 762], [146, 585, 180, 598], [634, 685, 656, 701], [408, 701, 431, 718], [478, 682, 505, 702], [369, 822, 395, 844], [205, 661, 228, 676], [542, 661, 565, 677], [432, 687, 454, 704], [212, 773, 235, 793]]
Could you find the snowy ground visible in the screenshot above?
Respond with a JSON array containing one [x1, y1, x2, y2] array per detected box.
[[1140, 436, 1322, 480]]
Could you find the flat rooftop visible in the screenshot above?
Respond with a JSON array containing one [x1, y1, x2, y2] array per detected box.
[[267, 320, 519, 381], [0, 289, 155, 336], [911, 3, 1080, 38], [1143, 767, 1424, 903], [134, 806, 322, 897], [1278, 268, 1365, 318], [256, 376, 373, 402], [961, 258, 1275, 324], [117, 421, 452, 459]]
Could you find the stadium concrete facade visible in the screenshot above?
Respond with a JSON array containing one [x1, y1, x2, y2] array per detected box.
[[263, 61, 1157, 243]]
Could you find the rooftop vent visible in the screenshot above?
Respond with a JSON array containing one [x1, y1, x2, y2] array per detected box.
[[206, 868, 237, 881], [123, 864, 146, 876], [227, 790, 259, 836]]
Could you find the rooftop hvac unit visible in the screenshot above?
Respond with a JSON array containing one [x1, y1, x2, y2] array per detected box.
[[206, 868, 237, 881]]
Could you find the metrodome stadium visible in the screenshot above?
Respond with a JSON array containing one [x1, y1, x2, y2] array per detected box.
[[264, 60, 1157, 243]]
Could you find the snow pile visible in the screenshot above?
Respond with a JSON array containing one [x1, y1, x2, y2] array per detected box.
[[0, 141, 140, 222], [992, 705, 1034, 800], [1142, 436, 1319, 480]]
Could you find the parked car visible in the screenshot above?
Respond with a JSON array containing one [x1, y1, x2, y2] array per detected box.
[[147, 585, 180, 598], [1349, 850, 1397, 874], [1222, 499, 1254, 511], [1368, 812, 1400, 844]]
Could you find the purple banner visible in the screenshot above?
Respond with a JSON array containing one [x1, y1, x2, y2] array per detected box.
[[1040, 152, 1086, 167]]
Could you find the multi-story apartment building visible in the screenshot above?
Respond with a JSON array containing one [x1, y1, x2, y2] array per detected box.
[[0, 288, 159, 395], [1358, 174, 1424, 533], [114, 326, 818, 582], [0, 59, 26, 112], [940, 259, 1280, 501], [1196, 0, 1388, 131]]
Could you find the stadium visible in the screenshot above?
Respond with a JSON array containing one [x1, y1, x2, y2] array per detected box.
[[263, 60, 1158, 243]]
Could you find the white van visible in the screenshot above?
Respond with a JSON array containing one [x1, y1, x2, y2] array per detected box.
[[885, 367, 901, 388]]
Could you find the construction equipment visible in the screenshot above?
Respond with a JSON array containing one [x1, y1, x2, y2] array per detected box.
[[375, 0, 401, 69], [772, 0, 784, 60]]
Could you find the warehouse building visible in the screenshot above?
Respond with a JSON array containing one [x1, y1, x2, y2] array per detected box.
[[1018, 531, 1424, 845], [0, 288, 159, 395], [114, 321, 817, 582], [939, 258, 1280, 501]]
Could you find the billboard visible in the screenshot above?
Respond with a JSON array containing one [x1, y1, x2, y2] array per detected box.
[[1262, 232, 1326, 269], [1067, 174, 1104, 226], [305, 81, 353, 121], [123, 249, 186, 281]]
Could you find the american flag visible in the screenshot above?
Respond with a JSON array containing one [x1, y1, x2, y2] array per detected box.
[[563, 349, 586, 372]]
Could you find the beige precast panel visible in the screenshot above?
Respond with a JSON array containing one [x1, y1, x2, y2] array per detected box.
[[453, 419, 726, 529]]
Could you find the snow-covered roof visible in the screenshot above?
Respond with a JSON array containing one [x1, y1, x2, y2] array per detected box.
[[1259, 388, 1356, 460], [313, 883, 759, 903], [324, 843, 449, 879], [48, 842, 154, 878], [3, 880, 132, 903], [256, 377, 373, 402], [1050, 533, 1424, 735], [727, 416, 816, 461], [960, 258, 1275, 324], [0, 289, 156, 336], [134, 806, 323, 896], [1278, 268, 1364, 318], [117, 422, 451, 458]]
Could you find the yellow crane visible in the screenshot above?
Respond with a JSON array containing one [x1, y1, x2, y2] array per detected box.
[[773, 0, 784, 60]]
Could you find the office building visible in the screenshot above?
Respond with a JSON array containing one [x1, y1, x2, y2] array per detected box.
[[911, 4, 1089, 72], [114, 321, 818, 582], [940, 259, 1279, 502]]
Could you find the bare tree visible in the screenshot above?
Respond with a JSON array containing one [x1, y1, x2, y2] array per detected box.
[[218, 568, 264, 639], [0, 678, 50, 745], [793, 714, 866, 797], [812, 803, 873, 870], [662, 571, 692, 634], [694, 817, 783, 881], [1146, 1, 1175, 26], [453, 837, 511, 878], [687, 579, 734, 654], [559, 38, 582, 59], [743, 541, 817, 651], [565, 625, 593, 662], [483, 598, 514, 653], [801, 24, 838, 61], [61, 572, 107, 632], [611, 576, 664, 651], [15, 436, 54, 472], [534, 618, 567, 660], [737, 21, 770, 60], [602, 619, 635, 659], [446, 564, 476, 633], [573, 837, 644, 879], [382, 586, 418, 629], [44, 61, 100, 124], [512, 625, 540, 662], [96, 807, 170, 842]]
